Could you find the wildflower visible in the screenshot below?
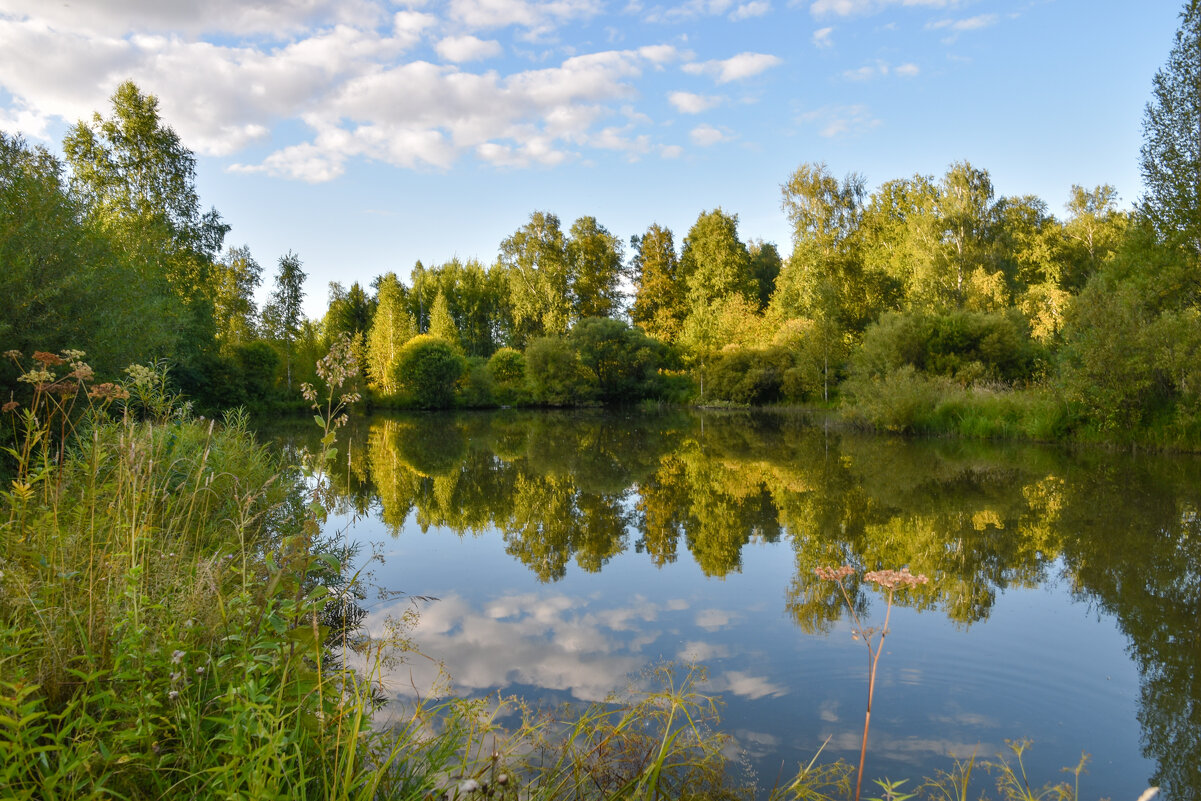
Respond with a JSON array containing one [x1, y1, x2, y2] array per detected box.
[[814, 565, 856, 582], [170, 672, 182, 682], [17, 368, 53, 385], [3, 349, 21, 360], [70, 363, 95, 382], [2, 401, 18, 413], [171, 649, 186, 664], [168, 690, 179, 701], [89, 383, 130, 401], [457, 779, 481, 794], [62, 349, 86, 361], [52, 380, 79, 398], [32, 351, 65, 366], [196, 666, 205, 675]]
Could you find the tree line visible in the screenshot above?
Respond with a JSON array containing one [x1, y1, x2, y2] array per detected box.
[[4, 1, 1201, 444]]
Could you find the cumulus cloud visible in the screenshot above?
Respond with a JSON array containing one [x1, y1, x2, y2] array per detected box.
[[689, 123, 730, 146], [435, 34, 503, 62], [798, 104, 880, 137], [448, 0, 603, 37], [668, 90, 723, 113], [809, 0, 958, 16], [729, 1, 771, 21], [812, 26, 834, 48], [841, 60, 919, 80], [682, 51, 782, 83], [927, 13, 997, 32]]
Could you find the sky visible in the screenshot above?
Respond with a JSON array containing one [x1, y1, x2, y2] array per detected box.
[[0, 0, 1185, 318]]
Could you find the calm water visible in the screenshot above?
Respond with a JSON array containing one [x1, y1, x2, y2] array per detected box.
[[277, 409, 1201, 800]]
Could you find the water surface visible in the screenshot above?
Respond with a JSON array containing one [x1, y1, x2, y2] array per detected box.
[[279, 409, 1201, 800]]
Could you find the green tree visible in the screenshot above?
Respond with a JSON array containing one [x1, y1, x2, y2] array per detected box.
[[630, 224, 685, 342], [1062, 184, 1129, 290], [678, 209, 756, 352], [366, 272, 414, 394], [62, 81, 228, 350], [1140, 0, 1201, 257], [567, 216, 624, 319], [499, 211, 572, 347], [568, 317, 664, 403], [394, 335, 466, 408], [428, 289, 460, 348], [262, 251, 307, 390], [212, 245, 262, 352], [324, 281, 375, 345], [0, 133, 174, 378], [747, 239, 782, 310], [936, 161, 1001, 310]]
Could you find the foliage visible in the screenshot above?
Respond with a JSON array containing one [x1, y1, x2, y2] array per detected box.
[[631, 223, 686, 343], [568, 317, 665, 404], [703, 347, 795, 405], [393, 334, 467, 409], [487, 347, 530, 406], [525, 336, 595, 406], [1140, 0, 1201, 257]]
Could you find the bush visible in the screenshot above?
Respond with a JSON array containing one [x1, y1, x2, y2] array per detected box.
[[703, 346, 793, 404], [568, 317, 666, 403], [486, 347, 529, 405], [393, 334, 466, 409], [856, 309, 1039, 385], [525, 335, 596, 405]]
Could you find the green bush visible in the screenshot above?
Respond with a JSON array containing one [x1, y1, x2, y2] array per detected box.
[[393, 334, 466, 409], [568, 317, 666, 403], [525, 335, 596, 405], [486, 346, 529, 405], [703, 346, 793, 404], [856, 309, 1039, 385]]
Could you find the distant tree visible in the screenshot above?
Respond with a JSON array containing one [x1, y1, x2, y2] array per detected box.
[[262, 251, 306, 390], [630, 224, 685, 342], [1062, 185, 1128, 288], [499, 211, 572, 347], [212, 245, 262, 352], [366, 272, 414, 394], [747, 239, 782, 310], [680, 208, 755, 312], [428, 289, 460, 348], [567, 216, 624, 319], [1140, 1, 1201, 257], [324, 281, 375, 345]]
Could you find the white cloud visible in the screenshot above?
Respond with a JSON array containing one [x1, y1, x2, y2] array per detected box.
[[682, 51, 782, 83], [809, 0, 958, 17], [841, 59, 919, 81], [927, 13, 997, 32], [798, 104, 880, 137], [812, 26, 834, 48], [659, 143, 684, 158], [730, 1, 771, 21], [689, 123, 729, 146], [448, 0, 603, 36], [642, 0, 736, 23], [435, 34, 503, 62], [668, 90, 723, 113]]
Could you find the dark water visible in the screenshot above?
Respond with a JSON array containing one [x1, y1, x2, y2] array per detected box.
[[280, 409, 1201, 800]]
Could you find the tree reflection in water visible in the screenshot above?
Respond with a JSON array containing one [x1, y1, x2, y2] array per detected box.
[[280, 409, 1201, 800]]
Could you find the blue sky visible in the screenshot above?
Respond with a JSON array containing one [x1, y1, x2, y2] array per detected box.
[[0, 0, 1183, 317]]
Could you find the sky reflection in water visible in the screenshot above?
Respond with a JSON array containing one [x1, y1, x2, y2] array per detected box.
[[294, 410, 1201, 800]]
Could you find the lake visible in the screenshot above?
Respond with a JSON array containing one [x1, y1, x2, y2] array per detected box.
[[276, 409, 1201, 800]]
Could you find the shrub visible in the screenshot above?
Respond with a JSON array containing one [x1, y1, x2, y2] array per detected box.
[[568, 317, 665, 403], [525, 335, 595, 405], [703, 346, 793, 404], [393, 334, 466, 409], [486, 347, 528, 405]]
